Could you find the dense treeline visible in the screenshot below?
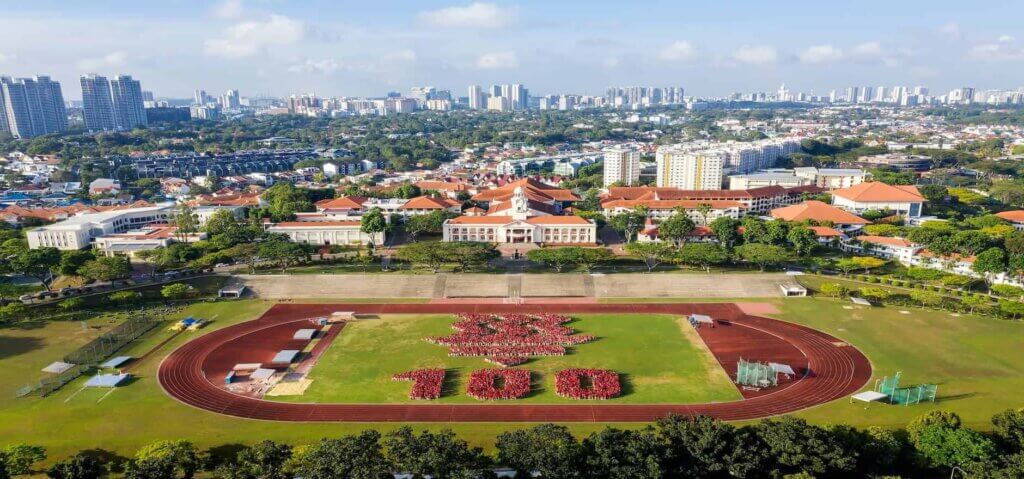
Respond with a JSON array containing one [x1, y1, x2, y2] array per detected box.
[[8, 409, 1024, 478]]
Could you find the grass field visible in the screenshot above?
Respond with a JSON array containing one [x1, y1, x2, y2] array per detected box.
[[2, 296, 1024, 464], [284, 313, 739, 404]]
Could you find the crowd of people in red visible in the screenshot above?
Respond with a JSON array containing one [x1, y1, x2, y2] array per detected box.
[[426, 313, 594, 366], [554, 368, 621, 400], [466, 368, 532, 400], [391, 369, 445, 400]]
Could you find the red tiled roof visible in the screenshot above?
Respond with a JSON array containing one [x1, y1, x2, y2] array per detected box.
[[857, 235, 916, 248], [526, 216, 592, 225], [271, 221, 361, 227], [315, 196, 367, 210], [770, 201, 870, 224], [995, 211, 1024, 223], [809, 226, 842, 237], [832, 182, 924, 203], [471, 178, 578, 202], [602, 199, 745, 210], [400, 196, 459, 210]]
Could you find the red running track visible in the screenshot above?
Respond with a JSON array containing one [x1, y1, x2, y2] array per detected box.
[[158, 303, 871, 422]]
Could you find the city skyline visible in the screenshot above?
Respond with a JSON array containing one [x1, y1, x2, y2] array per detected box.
[[1, 1, 1023, 100]]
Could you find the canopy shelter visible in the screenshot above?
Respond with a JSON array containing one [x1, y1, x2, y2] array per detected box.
[[270, 350, 300, 364], [250, 368, 276, 380], [232, 363, 262, 371], [779, 282, 808, 297], [769, 362, 797, 377], [84, 373, 131, 388], [100, 356, 132, 369], [42, 361, 75, 374], [293, 329, 318, 341], [689, 314, 714, 324], [218, 285, 246, 299], [851, 297, 872, 306]]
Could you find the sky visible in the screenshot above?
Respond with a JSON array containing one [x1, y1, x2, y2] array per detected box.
[[1, 0, 1022, 100]]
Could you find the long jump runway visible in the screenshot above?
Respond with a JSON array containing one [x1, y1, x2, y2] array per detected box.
[[158, 303, 871, 422]]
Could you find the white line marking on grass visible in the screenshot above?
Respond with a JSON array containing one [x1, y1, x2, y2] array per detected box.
[[64, 387, 86, 403], [97, 388, 116, 403]]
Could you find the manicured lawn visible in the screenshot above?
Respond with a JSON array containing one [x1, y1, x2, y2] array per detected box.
[[768, 297, 1024, 430], [286, 313, 740, 404]]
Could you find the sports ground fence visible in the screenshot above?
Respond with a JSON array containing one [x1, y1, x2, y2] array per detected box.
[[15, 315, 161, 398]]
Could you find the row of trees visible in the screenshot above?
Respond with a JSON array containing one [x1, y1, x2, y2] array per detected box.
[[18, 409, 1024, 479], [0, 239, 132, 292]]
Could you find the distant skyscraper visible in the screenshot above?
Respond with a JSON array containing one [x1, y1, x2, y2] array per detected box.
[[194, 89, 207, 105], [81, 74, 117, 132], [467, 85, 485, 110], [110, 75, 147, 129], [510, 84, 528, 110], [603, 147, 641, 187], [222, 89, 240, 109], [0, 75, 67, 138]]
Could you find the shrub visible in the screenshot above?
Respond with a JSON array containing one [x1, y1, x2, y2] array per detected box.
[[108, 291, 141, 306], [58, 297, 86, 311], [991, 284, 1024, 298], [819, 283, 849, 298], [160, 283, 192, 300]]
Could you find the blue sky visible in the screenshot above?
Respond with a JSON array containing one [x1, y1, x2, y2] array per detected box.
[[1, 0, 1021, 99]]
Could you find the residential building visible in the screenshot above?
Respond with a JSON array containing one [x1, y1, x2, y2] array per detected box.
[[486, 96, 512, 112], [603, 147, 641, 187], [831, 182, 926, 218], [0, 76, 67, 138], [468, 85, 485, 110], [655, 146, 724, 190], [81, 74, 118, 131], [111, 75, 148, 129], [729, 171, 811, 190]]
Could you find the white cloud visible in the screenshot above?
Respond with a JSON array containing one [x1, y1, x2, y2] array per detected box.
[[999, 35, 1016, 43], [419, 3, 515, 29], [970, 42, 1024, 61], [287, 58, 341, 74], [939, 21, 961, 38], [730, 45, 776, 65], [77, 51, 127, 70], [798, 44, 843, 64], [211, 0, 244, 19], [658, 41, 696, 62], [476, 51, 518, 69], [204, 14, 305, 58], [0, 52, 11, 63], [851, 41, 882, 57]]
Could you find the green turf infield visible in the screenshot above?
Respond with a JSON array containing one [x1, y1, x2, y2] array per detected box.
[[278, 313, 740, 404]]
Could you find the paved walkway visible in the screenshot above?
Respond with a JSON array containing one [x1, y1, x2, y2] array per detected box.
[[237, 272, 791, 299]]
